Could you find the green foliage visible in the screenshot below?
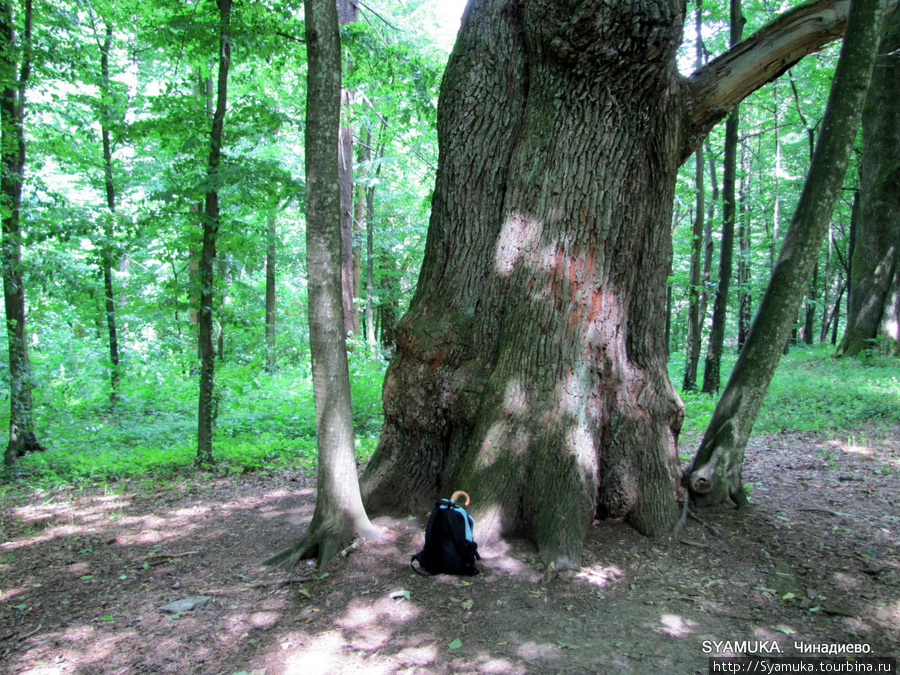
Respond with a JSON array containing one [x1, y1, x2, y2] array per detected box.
[[679, 345, 900, 436], [1, 351, 386, 485]]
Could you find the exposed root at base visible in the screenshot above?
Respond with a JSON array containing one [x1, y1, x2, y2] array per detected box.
[[669, 498, 725, 548]]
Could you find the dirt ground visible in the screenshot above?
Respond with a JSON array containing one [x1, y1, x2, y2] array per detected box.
[[1, 424, 899, 675]]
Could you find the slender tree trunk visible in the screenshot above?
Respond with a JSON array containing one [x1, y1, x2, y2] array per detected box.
[[771, 83, 782, 271], [700, 146, 717, 324], [197, 0, 231, 466], [359, 130, 379, 354], [2, 0, 42, 466], [266, 211, 277, 370], [702, 0, 744, 393], [819, 222, 833, 342], [337, 0, 358, 337], [99, 23, 121, 404], [378, 253, 397, 353], [805, 261, 818, 344], [683, 0, 707, 392], [737, 145, 752, 350], [688, 0, 888, 506], [837, 7, 900, 357], [266, 0, 378, 569], [365, 185, 376, 352]]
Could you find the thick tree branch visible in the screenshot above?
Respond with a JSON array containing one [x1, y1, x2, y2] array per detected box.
[[681, 0, 851, 161]]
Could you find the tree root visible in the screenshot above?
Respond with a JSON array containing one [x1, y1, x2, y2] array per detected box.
[[669, 498, 724, 547], [263, 524, 350, 570], [796, 507, 852, 517], [135, 551, 200, 567]]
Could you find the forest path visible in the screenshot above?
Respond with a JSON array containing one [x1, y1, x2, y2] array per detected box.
[[1, 424, 898, 674]]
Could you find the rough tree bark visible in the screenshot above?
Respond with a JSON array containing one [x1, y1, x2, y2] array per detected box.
[[836, 7, 900, 357], [2, 0, 43, 466], [265, 0, 378, 569], [688, 0, 889, 507], [197, 0, 231, 466], [360, 0, 861, 567]]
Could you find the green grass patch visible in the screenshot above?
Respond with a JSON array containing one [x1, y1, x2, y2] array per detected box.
[[679, 344, 900, 435], [2, 355, 387, 487]]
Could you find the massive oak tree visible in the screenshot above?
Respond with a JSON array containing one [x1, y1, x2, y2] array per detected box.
[[361, 0, 860, 567]]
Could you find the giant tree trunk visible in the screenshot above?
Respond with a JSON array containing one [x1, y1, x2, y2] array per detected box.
[[265, 0, 378, 570], [361, 0, 857, 567], [2, 0, 42, 466], [688, 0, 888, 507], [197, 0, 231, 466], [836, 7, 900, 358]]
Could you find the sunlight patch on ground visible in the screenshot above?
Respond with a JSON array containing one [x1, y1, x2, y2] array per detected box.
[[15, 625, 140, 674], [282, 630, 394, 675], [455, 650, 530, 674], [249, 610, 281, 629], [833, 571, 865, 591], [658, 613, 696, 637], [515, 641, 561, 662], [826, 435, 900, 469], [335, 594, 423, 651], [873, 600, 900, 630], [576, 564, 624, 587], [256, 488, 316, 520]]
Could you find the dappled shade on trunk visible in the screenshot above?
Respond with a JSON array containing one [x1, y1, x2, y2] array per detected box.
[[361, 0, 858, 566]]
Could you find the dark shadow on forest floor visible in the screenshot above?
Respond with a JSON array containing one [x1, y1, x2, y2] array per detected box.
[[1, 423, 898, 674]]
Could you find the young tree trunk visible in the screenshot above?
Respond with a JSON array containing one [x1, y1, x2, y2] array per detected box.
[[361, 0, 857, 566], [683, 0, 707, 392], [804, 261, 819, 344], [700, 146, 717, 324], [266, 211, 277, 371], [99, 23, 121, 404], [819, 223, 833, 342], [737, 231, 752, 349], [266, 0, 378, 569], [1, 0, 43, 466], [377, 257, 397, 353], [197, 0, 231, 466], [365, 185, 376, 353], [702, 0, 744, 394], [836, 7, 900, 357], [337, 0, 358, 337], [688, 0, 889, 507]]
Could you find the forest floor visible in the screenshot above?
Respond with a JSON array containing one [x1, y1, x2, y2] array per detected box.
[[1, 423, 899, 674]]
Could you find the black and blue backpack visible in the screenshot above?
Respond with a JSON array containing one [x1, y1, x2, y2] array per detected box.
[[411, 491, 481, 576]]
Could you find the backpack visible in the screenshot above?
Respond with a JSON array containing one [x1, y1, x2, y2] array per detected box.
[[411, 491, 481, 576]]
